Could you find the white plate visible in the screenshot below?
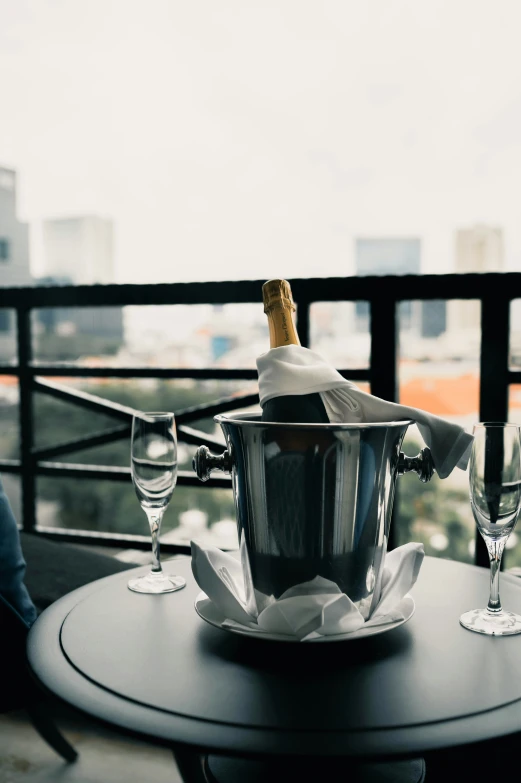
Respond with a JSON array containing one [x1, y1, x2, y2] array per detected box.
[[194, 592, 415, 643]]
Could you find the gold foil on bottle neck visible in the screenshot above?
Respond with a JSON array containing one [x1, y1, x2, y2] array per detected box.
[[262, 279, 296, 314]]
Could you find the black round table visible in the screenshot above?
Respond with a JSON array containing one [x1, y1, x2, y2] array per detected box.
[[27, 556, 521, 779]]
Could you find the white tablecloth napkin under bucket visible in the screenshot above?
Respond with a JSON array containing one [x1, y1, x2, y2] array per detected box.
[[191, 541, 424, 641]]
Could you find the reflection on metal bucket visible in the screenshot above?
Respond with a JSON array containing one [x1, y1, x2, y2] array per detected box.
[[194, 414, 434, 620]]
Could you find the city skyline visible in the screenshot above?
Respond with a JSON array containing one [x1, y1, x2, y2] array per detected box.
[[0, 161, 515, 286], [2, 1, 521, 284], [2, 157, 509, 286]]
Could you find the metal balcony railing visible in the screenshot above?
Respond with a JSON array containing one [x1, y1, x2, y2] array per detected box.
[[1, 272, 520, 566]]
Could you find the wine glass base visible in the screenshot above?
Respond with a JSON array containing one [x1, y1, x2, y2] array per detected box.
[[460, 608, 521, 636], [128, 572, 186, 594]]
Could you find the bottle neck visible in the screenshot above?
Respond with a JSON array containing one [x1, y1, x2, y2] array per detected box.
[[266, 304, 301, 349]]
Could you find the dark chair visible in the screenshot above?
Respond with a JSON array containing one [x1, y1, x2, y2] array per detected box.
[[20, 532, 139, 613], [0, 592, 77, 762], [1, 525, 140, 763]]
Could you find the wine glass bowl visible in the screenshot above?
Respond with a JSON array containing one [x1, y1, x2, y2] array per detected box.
[[460, 422, 521, 635], [131, 441, 176, 509], [128, 412, 186, 595]]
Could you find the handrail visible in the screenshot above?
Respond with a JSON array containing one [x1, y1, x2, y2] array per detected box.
[[1, 271, 520, 307], [1, 271, 521, 563]]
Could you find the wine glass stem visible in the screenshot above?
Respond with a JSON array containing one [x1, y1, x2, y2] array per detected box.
[[146, 510, 164, 573], [486, 538, 506, 614]]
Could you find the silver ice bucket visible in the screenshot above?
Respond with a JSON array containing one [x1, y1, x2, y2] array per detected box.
[[193, 414, 434, 619]]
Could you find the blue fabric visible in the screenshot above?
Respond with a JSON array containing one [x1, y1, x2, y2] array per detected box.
[[0, 477, 37, 627]]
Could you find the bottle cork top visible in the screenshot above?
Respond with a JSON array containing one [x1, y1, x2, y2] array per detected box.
[[262, 279, 295, 314]]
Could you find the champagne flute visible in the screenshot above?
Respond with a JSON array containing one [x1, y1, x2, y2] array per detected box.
[[460, 422, 521, 635], [128, 412, 186, 594]]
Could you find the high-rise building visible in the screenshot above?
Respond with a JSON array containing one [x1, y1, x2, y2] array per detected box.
[[455, 224, 503, 273], [0, 166, 31, 358], [421, 300, 447, 338], [42, 215, 114, 284], [354, 237, 447, 338], [39, 215, 122, 346], [449, 224, 504, 333], [355, 237, 422, 331], [0, 167, 31, 286], [356, 237, 422, 277]]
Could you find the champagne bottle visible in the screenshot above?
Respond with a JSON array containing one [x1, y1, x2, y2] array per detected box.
[[261, 279, 329, 423]]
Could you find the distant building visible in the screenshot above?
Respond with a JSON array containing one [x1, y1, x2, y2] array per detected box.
[[421, 300, 447, 338], [36, 275, 124, 345], [0, 166, 32, 359], [355, 238, 421, 332], [209, 305, 237, 361], [354, 238, 447, 339], [38, 215, 122, 349], [449, 224, 504, 334], [356, 237, 421, 277], [455, 224, 503, 274], [42, 215, 114, 284]]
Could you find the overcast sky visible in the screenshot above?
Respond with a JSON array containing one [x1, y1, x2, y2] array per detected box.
[[1, 0, 521, 283]]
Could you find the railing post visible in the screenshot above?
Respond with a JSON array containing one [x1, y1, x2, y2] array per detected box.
[[477, 294, 510, 568], [370, 297, 399, 550], [17, 306, 36, 532], [370, 298, 398, 403]]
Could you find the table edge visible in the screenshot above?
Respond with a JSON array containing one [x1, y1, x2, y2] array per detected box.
[[26, 558, 521, 758]]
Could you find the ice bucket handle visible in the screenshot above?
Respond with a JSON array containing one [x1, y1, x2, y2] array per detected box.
[[193, 445, 233, 482], [193, 444, 434, 483], [397, 447, 435, 483]]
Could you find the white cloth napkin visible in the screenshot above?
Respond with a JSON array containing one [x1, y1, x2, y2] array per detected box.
[[192, 540, 424, 641], [256, 345, 473, 478]]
